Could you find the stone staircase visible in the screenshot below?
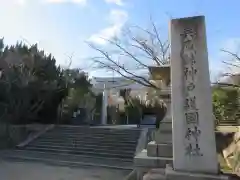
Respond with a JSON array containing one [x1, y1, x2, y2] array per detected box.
[[0, 126, 142, 170]]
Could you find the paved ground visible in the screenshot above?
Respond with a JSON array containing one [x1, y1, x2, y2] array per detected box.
[[0, 160, 130, 180]]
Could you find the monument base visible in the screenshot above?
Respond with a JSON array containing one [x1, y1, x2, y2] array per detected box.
[[134, 149, 172, 168], [165, 164, 229, 180], [142, 165, 230, 180], [134, 127, 173, 180], [147, 141, 172, 158]]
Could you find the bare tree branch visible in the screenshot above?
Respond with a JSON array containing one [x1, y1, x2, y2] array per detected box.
[[88, 21, 170, 90], [129, 25, 169, 65], [221, 49, 240, 63], [106, 38, 149, 69], [221, 49, 240, 74], [64, 52, 74, 69], [136, 23, 170, 63], [88, 44, 159, 89], [216, 49, 240, 88], [151, 18, 167, 62], [131, 36, 161, 66]]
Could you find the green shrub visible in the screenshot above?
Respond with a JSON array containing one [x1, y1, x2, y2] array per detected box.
[[212, 87, 240, 125]]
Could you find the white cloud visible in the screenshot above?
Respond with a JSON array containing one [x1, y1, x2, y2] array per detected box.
[[3, 0, 124, 6], [17, 0, 26, 4], [109, 9, 128, 24], [44, 0, 87, 5], [88, 25, 121, 45], [105, 0, 124, 6], [0, 0, 87, 5], [88, 9, 128, 45], [0, 0, 25, 5]]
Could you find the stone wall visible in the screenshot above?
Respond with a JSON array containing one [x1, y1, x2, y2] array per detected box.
[[215, 128, 240, 175], [218, 131, 240, 174]]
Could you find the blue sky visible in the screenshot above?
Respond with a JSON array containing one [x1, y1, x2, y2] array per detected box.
[[0, 0, 240, 79]]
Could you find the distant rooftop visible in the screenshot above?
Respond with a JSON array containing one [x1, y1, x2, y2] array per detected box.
[[91, 76, 149, 90]]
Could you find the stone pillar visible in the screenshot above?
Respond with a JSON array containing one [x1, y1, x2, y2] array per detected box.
[[170, 16, 218, 173], [137, 16, 229, 180], [161, 98, 171, 121], [158, 88, 172, 133], [101, 84, 108, 125]]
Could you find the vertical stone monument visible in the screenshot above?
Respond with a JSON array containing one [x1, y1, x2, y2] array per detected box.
[[165, 15, 228, 179], [142, 15, 229, 180]]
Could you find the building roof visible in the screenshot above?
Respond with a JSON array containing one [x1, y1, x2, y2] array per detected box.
[[91, 76, 149, 90]]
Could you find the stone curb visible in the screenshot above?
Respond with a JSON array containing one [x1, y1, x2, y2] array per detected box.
[[124, 170, 137, 180], [16, 124, 55, 148]]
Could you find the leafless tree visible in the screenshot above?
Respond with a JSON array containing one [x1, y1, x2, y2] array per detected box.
[[214, 49, 240, 88], [88, 21, 170, 89], [221, 49, 240, 70]]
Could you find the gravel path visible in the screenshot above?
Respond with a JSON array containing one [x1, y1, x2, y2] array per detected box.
[[0, 160, 130, 180]]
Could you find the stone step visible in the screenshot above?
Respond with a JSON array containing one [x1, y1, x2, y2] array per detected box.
[[45, 131, 141, 137], [11, 126, 142, 169], [4, 149, 134, 162], [20, 146, 134, 159], [147, 141, 172, 158], [28, 141, 137, 151], [44, 128, 141, 136], [41, 133, 140, 140], [0, 150, 133, 170], [50, 126, 141, 132], [35, 137, 138, 144], [54, 127, 141, 133], [25, 144, 135, 155], [52, 128, 141, 134], [134, 149, 173, 168], [30, 139, 138, 149], [46, 133, 140, 139]]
